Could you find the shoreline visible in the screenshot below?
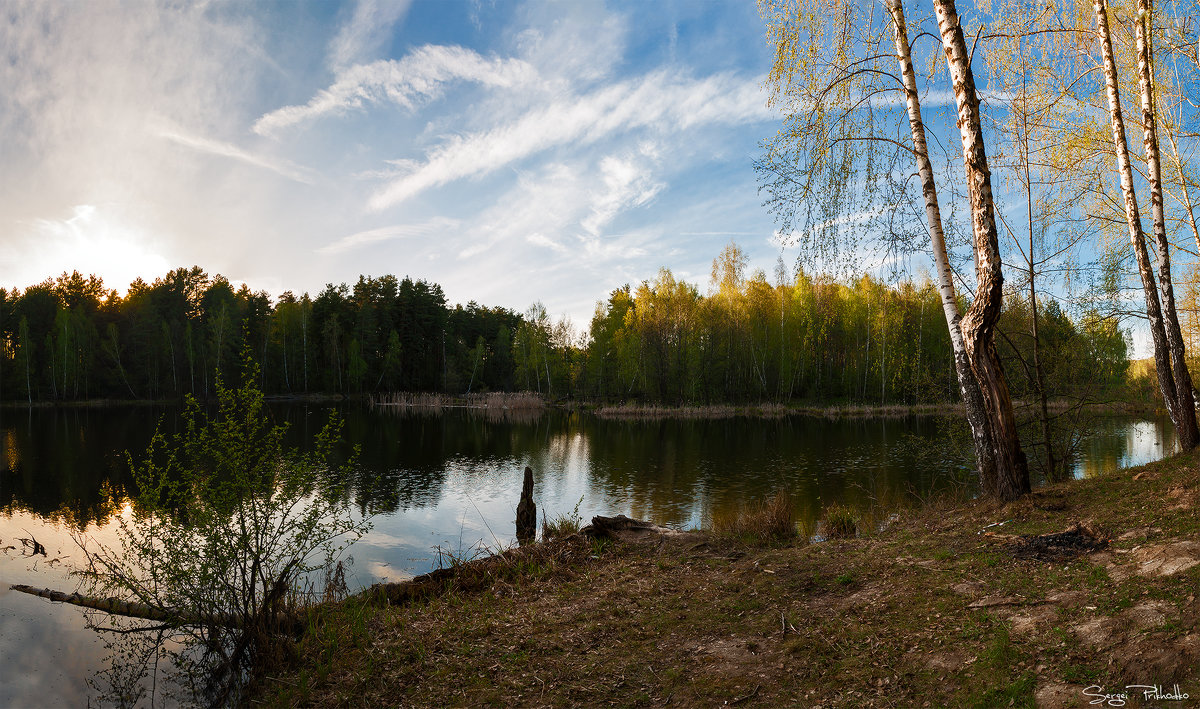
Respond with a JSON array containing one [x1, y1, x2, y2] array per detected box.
[[255, 446, 1200, 707], [2, 393, 1161, 420]]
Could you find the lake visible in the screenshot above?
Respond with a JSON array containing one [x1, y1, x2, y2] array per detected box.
[[0, 404, 1179, 705]]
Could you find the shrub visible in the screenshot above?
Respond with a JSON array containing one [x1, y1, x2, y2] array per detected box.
[[78, 354, 370, 706]]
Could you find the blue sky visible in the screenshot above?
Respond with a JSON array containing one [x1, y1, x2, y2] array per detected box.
[[0, 0, 786, 329], [3, 0, 1196, 359]]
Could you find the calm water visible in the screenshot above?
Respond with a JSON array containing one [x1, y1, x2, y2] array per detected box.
[[0, 404, 1179, 705]]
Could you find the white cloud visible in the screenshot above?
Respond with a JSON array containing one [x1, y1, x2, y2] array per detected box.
[[0, 2, 263, 211], [317, 217, 461, 255], [867, 88, 1015, 109], [509, 2, 626, 87], [526, 232, 569, 254], [255, 46, 538, 136], [368, 69, 773, 210], [581, 149, 664, 236], [154, 120, 317, 184], [328, 0, 413, 72], [453, 155, 662, 268]]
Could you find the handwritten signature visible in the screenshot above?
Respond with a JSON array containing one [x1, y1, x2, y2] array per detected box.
[[1083, 684, 1190, 706]]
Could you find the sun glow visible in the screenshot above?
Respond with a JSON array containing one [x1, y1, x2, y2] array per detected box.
[[6, 205, 171, 294]]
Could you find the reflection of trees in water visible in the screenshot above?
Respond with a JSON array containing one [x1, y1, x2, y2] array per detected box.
[[0, 407, 172, 528], [1074, 416, 1177, 479], [575, 416, 976, 530], [2, 406, 1182, 545]]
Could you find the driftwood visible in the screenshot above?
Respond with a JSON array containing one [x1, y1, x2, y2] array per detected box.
[[10, 584, 176, 622], [581, 515, 680, 540]]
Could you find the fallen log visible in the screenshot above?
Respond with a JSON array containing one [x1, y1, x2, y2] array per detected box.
[[10, 584, 176, 622], [8, 584, 258, 629]]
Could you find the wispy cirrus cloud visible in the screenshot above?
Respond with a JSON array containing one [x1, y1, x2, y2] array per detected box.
[[254, 45, 537, 136], [154, 121, 317, 184], [328, 0, 413, 72], [317, 216, 461, 255], [581, 146, 664, 236], [368, 69, 773, 211]]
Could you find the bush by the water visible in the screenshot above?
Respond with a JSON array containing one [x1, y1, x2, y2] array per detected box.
[[77, 354, 370, 706]]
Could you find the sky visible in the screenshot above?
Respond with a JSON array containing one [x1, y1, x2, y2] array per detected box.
[[0, 0, 787, 330]]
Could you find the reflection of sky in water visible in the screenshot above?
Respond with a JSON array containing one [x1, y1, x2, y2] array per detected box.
[[1073, 417, 1178, 480], [0, 510, 130, 707], [0, 408, 1182, 705]]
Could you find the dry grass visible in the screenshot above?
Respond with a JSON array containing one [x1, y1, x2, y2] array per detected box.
[[800, 402, 962, 419], [821, 504, 858, 539], [594, 401, 963, 420], [711, 489, 798, 543], [371, 391, 546, 422], [594, 403, 740, 419], [541, 498, 584, 542]]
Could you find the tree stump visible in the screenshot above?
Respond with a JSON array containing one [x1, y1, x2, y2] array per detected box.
[[515, 466, 536, 545]]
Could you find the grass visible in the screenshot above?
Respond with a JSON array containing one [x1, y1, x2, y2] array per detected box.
[[821, 503, 858, 539], [252, 448, 1200, 708], [541, 497, 584, 541], [371, 391, 547, 422], [711, 489, 797, 543]]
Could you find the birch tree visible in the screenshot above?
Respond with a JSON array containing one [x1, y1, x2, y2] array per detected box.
[[932, 0, 1030, 499], [1094, 0, 1199, 449], [758, 0, 1030, 496], [1133, 0, 1199, 449], [884, 0, 997, 494]]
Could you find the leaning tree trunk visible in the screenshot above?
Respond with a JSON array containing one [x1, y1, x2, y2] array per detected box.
[[886, 0, 998, 496], [1095, 0, 1187, 441], [1135, 0, 1199, 450], [933, 0, 1030, 501]]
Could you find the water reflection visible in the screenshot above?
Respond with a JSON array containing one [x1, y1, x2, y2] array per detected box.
[[1073, 418, 1179, 479], [0, 405, 1181, 706]]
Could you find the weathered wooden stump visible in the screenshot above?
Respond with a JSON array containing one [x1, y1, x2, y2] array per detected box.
[[516, 466, 536, 545]]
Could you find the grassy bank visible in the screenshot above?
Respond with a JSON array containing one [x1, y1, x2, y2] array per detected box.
[[254, 447, 1200, 708]]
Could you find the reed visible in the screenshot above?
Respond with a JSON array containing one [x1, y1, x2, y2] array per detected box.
[[711, 489, 797, 543], [820, 504, 858, 539], [370, 391, 546, 422]]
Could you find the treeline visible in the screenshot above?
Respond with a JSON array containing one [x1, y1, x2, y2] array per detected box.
[[0, 250, 1128, 405], [575, 246, 1128, 405], [0, 268, 519, 402]]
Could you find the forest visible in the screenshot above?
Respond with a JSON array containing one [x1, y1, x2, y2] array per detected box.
[[0, 242, 1130, 407]]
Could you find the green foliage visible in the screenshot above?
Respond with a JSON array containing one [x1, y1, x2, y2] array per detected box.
[[0, 250, 1136, 407], [78, 354, 370, 706]]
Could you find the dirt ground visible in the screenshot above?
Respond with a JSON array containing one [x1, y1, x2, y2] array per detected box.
[[255, 451, 1200, 708]]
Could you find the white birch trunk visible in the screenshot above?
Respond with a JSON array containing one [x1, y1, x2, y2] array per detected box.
[[1135, 0, 1198, 449], [934, 0, 1030, 500], [885, 0, 998, 495], [1095, 0, 1185, 441]]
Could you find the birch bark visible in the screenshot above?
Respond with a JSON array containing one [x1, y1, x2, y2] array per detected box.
[[1095, 0, 1186, 442], [1135, 0, 1199, 450], [885, 0, 998, 495], [933, 0, 1030, 500]]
